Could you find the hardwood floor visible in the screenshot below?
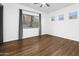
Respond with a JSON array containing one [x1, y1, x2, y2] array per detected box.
[[0, 35, 79, 56]]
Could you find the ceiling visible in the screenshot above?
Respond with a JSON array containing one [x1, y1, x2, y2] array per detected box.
[[20, 3, 76, 13]]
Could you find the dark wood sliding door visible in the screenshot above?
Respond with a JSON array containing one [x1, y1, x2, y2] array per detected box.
[[0, 5, 3, 43]]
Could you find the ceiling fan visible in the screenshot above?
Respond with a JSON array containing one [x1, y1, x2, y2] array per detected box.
[[34, 3, 50, 7]]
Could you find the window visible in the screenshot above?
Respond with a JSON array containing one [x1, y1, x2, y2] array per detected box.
[[22, 14, 39, 28]]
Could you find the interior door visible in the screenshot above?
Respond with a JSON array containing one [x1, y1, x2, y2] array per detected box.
[[0, 5, 3, 43]]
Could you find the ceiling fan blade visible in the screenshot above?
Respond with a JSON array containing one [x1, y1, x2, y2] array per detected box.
[[34, 3, 39, 4], [40, 4, 43, 7], [46, 3, 50, 7]]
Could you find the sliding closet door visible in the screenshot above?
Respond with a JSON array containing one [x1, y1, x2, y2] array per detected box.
[[0, 5, 3, 43]]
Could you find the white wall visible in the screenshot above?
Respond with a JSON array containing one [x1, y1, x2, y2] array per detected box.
[[48, 4, 79, 41], [3, 3, 47, 42]]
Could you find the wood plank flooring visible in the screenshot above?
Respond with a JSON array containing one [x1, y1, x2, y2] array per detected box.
[[0, 35, 79, 56]]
